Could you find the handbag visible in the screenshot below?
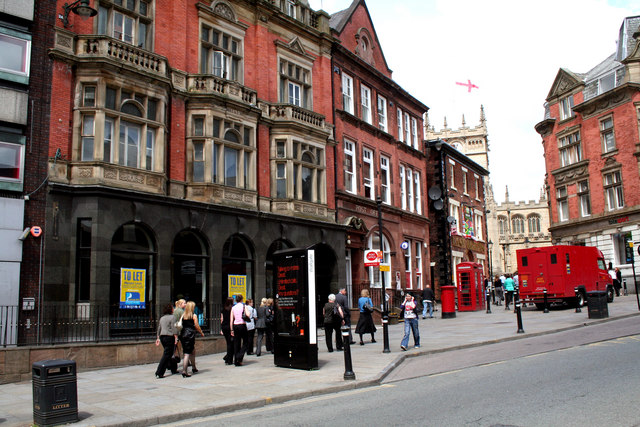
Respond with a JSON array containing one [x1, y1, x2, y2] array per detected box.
[[174, 315, 183, 333], [363, 302, 373, 313], [242, 303, 252, 322]]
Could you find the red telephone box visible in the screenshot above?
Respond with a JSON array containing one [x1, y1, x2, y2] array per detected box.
[[456, 262, 485, 311]]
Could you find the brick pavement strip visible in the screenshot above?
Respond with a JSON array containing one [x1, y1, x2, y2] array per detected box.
[[1, 298, 638, 427]]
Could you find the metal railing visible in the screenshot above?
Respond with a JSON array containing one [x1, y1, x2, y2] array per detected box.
[[0, 303, 222, 347]]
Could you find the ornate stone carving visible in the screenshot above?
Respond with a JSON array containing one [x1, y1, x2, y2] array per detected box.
[[104, 168, 117, 179], [77, 168, 93, 178], [119, 171, 144, 184], [213, 2, 235, 21]]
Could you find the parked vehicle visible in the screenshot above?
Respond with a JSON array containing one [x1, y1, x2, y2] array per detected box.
[[517, 245, 614, 309]]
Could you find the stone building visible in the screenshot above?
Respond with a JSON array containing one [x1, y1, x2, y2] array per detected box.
[[535, 16, 640, 289]]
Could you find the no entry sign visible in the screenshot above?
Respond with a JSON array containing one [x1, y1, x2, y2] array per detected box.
[[30, 226, 42, 237]]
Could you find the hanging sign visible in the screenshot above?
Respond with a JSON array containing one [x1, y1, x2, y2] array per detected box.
[[364, 249, 380, 267]]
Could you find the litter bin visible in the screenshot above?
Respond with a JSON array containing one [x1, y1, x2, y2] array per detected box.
[[587, 291, 609, 319], [32, 359, 78, 427], [441, 285, 456, 319]]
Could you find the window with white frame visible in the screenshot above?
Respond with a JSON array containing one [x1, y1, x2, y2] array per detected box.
[[97, 0, 152, 49], [377, 95, 387, 132], [0, 28, 31, 84], [362, 147, 374, 199], [405, 168, 413, 212], [368, 232, 391, 288], [361, 85, 372, 124], [0, 134, 25, 191], [415, 241, 422, 289], [276, 140, 286, 197], [380, 155, 390, 204], [449, 160, 456, 189], [559, 131, 582, 167], [474, 175, 480, 199], [600, 116, 615, 153], [450, 201, 460, 233], [462, 168, 468, 194], [578, 180, 591, 217], [414, 171, 421, 215], [400, 165, 406, 210], [597, 73, 616, 94], [280, 59, 311, 108], [273, 139, 325, 203], [604, 170, 624, 211], [559, 95, 574, 121], [528, 214, 541, 233], [342, 73, 354, 114], [286, 0, 296, 18], [397, 108, 403, 142], [411, 117, 418, 148], [80, 84, 162, 172], [344, 140, 356, 194], [200, 23, 243, 82], [203, 117, 255, 189], [404, 112, 410, 145], [474, 211, 483, 240], [557, 186, 569, 221], [404, 239, 412, 288]]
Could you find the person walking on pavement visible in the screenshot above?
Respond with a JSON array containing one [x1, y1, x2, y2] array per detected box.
[[504, 274, 515, 310], [323, 294, 344, 352], [421, 284, 435, 319], [179, 301, 205, 377], [355, 289, 376, 345], [155, 304, 178, 378], [335, 287, 355, 344], [494, 275, 503, 305], [230, 294, 252, 366], [245, 299, 257, 355], [400, 293, 420, 351], [220, 297, 234, 365], [615, 267, 622, 296], [255, 298, 269, 356]]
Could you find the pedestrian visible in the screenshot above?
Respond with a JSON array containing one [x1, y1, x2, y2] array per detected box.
[[265, 298, 275, 353], [494, 275, 503, 305], [230, 294, 252, 366], [155, 303, 178, 379], [172, 299, 186, 364], [179, 301, 204, 377], [220, 297, 234, 365], [323, 294, 344, 352], [245, 299, 257, 355], [400, 293, 420, 350], [614, 267, 622, 297], [421, 284, 435, 319], [355, 289, 376, 345], [255, 298, 269, 356], [335, 287, 354, 344], [504, 274, 515, 310]]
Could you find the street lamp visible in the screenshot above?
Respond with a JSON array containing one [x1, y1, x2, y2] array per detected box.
[[62, 0, 98, 28], [376, 196, 390, 353]]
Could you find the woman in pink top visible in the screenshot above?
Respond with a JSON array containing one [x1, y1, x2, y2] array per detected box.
[[230, 294, 252, 366]]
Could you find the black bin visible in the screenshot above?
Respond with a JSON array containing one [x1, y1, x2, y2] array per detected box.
[[32, 359, 78, 427], [587, 291, 609, 319]]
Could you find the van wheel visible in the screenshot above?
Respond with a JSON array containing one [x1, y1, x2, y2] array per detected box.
[[575, 291, 585, 308], [607, 287, 614, 303]]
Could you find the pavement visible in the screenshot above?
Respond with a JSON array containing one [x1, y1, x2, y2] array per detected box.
[[2, 296, 639, 427]]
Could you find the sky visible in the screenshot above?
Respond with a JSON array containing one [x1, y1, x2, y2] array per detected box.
[[308, 0, 638, 203]]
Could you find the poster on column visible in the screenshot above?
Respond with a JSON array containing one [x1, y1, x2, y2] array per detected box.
[[120, 268, 146, 309]]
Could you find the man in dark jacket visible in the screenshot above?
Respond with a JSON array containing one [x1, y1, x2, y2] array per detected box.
[[421, 284, 435, 319], [335, 287, 355, 344]]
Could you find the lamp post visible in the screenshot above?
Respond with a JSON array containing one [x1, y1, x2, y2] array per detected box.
[[62, 0, 98, 28], [376, 197, 390, 353]]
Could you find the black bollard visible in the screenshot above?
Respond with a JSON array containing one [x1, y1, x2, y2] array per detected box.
[[574, 287, 582, 313], [341, 325, 355, 380], [543, 288, 549, 313], [624, 279, 628, 296], [486, 287, 491, 314], [515, 288, 525, 334], [382, 314, 390, 353]]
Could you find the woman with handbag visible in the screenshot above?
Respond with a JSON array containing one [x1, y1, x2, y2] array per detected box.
[[245, 299, 257, 355], [230, 294, 253, 366], [155, 304, 178, 378], [220, 297, 234, 365], [355, 288, 377, 345], [179, 301, 204, 377]]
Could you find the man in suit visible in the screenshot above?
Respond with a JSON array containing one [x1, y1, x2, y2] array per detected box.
[[335, 288, 355, 344]]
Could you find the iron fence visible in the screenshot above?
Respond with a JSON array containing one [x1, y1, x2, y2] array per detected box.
[[0, 302, 222, 347]]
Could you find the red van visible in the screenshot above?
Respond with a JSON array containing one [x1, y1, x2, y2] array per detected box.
[[517, 245, 614, 309]]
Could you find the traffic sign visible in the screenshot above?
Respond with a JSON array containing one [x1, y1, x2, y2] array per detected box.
[[30, 226, 42, 237]]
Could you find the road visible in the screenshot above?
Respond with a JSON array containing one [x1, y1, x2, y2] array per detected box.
[[161, 317, 640, 426]]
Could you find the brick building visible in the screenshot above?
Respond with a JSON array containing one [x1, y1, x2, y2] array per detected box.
[[535, 16, 640, 289], [16, 0, 351, 344], [330, 0, 430, 306]]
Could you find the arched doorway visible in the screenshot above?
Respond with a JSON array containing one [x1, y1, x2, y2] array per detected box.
[[109, 223, 156, 337], [265, 239, 294, 298], [221, 234, 255, 303], [172, 230, 209, 328], [309, 242, 338, 326]]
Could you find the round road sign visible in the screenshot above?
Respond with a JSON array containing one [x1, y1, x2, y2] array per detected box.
[[30, 226, 42, 237]]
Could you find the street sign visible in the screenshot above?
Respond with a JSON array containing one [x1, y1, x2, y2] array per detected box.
[[30, 226, 42, 237], [364, 250, 380, 267], [379, 263, 390, 272]]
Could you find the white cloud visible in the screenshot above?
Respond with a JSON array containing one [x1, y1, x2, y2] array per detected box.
[[309, 0, 637, 203]]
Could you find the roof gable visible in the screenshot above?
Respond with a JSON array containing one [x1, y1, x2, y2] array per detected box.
[[546, 68, 585, 101]]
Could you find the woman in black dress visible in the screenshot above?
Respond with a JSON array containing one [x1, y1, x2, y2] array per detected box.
[[220, 297, 234, 365], [179, 301, 204, 377]]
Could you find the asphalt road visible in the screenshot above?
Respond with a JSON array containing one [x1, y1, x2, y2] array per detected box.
[[161, 317, 640, 426]]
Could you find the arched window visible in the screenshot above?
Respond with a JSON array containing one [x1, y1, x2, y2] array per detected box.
[[498, 216, 507, 235], [172, 230, 209, 328], [512, 215, 525, 234], [221, 234, 254, 302], [528, 215, 541, 233]]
